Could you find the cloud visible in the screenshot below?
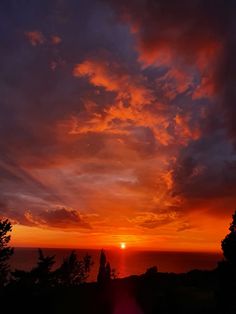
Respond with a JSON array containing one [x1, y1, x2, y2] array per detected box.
[[24, 207, 92, 229], [0, 204, 32, 226], [72, 56, 204, 146], [171, 137, 236, 201], [73, 58, 154, 108], [105, 0, 236, 142], [174, 113, 201, 145], [129, 211, 178, 229], [177, 221, 194, 232], [105, 0, 223, 66], [25, 31, 62, 47], [51, 35, 62, 45], [1, 0, 236, 249], [101, 0, 236, 215], [1, 207, 92, 230], [25, 31, 46, 46], [156, 67, 194, 101]]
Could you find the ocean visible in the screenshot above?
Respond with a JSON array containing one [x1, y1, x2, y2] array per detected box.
[[10, 248, 222, 282]]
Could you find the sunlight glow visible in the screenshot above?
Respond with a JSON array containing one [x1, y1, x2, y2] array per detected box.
[[120, 242, 126, 250]]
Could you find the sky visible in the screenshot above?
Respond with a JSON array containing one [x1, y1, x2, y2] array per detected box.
[[1, 0, 236, 251]]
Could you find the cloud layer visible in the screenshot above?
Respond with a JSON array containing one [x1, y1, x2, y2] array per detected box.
[[0, 0, 236, 249]]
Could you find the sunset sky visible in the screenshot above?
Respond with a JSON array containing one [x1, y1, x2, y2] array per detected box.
[[1, 0, 236, 251]]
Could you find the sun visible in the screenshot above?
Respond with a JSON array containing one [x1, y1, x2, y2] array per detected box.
[[120, 242, 126, 250]]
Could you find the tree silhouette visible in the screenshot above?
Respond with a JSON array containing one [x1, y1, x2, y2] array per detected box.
[[31, 249, 55, 286], [222, 210, 236, 265], [217, 211, 236, 312], [0, 219, 14, 286], [111, 268, 119, 279], [83, 253, 93, 273], [105, 262, 111, 281], [55, 251, 93, 286], [97, 249, 106, 284], [97, 249, 112, 284]]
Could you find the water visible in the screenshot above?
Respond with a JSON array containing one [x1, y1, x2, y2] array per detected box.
[[10, 248, 222, 282]]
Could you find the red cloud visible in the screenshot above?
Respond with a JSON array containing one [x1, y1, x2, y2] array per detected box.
[[174, 113, 201, 144], [25, 31, 45, 46], [24, 207, 92, 230], [128, 211, 178, 229], [73, 59, 154, 108], [106, 0, 223, 103], [71, 56, 207, 147], [51, 35, 62, 45]]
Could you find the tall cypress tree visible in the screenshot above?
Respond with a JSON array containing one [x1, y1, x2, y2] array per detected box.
[[97, 249, 107, 284]]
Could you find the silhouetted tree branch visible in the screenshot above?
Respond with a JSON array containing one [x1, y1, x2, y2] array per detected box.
[[97, 250, 112, 285], [0, 219, 14, 286], [55, 251, 93, 286], [222, 210, 236, 265], [13, 249, 56, 287]]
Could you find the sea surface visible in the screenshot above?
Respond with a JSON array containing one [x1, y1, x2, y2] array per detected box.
[[10, 248, 222, 282]]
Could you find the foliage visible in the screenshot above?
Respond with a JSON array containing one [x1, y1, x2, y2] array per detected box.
[[32, 249, 56, 286], [97, 249, 112, 284], [55, 251, 93, 286], [111, 268, 119, 279], [0, 219, 14, 286], [13, 249, 93, 288], [13, 249, 56, 287], [145, 266, 158, 277], [222, 211, 236, 265], [97, 249, 106, 284]]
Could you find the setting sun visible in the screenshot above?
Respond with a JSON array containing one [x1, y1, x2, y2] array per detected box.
[[120, 242, 126, 250]]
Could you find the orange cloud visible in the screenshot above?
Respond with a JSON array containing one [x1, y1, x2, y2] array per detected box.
[[71, 57, 209, 149], [73, 59, 154, 108], [162, 170, 174, 191], [25, 30, 45, 46], [64, 101, 172, 146], [157, 67, 194, 100], [192, 76, 216, 100], [51, 35, 62, 45], [2, 0, 236, 253], [128, 211, 178, 229], [174, 113, 201, 144]]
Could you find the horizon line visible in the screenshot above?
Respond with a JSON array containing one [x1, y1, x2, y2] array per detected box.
[[12, 245, 223, 254]]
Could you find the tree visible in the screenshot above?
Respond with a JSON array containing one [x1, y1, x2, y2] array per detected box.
[[97, 249, 107, 284], [105, 262, 111, 282], [0, 219, 14, 286], [31, 249, 56, 286], [12, 249, 56, 287], [55, 251, 93, 286], [217, 211, 236, 311], [222, 211, 236, 265], [97, 249, 112, 284], [111, 268, 119, 280]]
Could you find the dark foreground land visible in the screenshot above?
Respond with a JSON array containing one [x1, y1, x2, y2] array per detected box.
[[2, 214, 236, 314], [1, 266, 236, 314]]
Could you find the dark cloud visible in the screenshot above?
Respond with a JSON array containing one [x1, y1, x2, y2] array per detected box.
[[172, 133, 235, 197], [104, 0, 236, 129], [105, 0, 236, 213], [0, 203, 32, 226], [0, 205, 91, 230], [104, 0, 228, 58], [1, 0, 236, 247], [25, 207, 92, 229]]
